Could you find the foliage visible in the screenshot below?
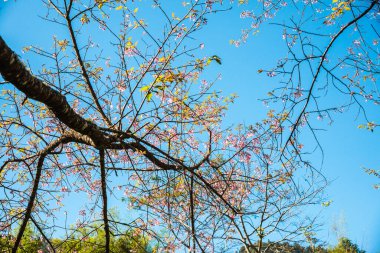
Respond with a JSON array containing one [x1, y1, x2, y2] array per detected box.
[[240, 241, 328, 253], [240, 238, 365, 253], [0, 224, 42, 253], [0, 224, 151, 253], [328, 237, 365, 253], [0, 0, 378, 252]]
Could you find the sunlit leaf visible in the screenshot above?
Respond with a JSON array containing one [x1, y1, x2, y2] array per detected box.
[[146, 92, 153, 102], [140, 85, 150, 92]]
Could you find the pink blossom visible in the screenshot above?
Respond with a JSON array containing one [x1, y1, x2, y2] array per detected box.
[[293, 90, 303, 98], [353, 39, 361, 46], [240, 10, 253, 18], [61, 186, 69, 192]]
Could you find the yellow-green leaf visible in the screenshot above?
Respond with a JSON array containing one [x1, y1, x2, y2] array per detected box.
[[146, 92, 153, 102], [140, 85, 150, 92], [338, 1, 347, 7]]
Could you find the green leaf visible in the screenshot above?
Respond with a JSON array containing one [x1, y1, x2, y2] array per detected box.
[[210, 55, 222, 65], [146, 92, 153, 102], [321, 200, 333, 207], [140, 85, 150, 92]]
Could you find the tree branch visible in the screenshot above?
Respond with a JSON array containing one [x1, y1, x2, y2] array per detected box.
[[0, 36, 112, 146], [12, 136, 73, 253], [99, 149, 110, 253]]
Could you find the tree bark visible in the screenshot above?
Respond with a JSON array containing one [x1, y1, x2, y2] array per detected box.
[[0, 36, 111, 146]]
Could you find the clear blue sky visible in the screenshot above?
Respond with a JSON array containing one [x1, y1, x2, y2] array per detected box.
[[0, 1, 379, 252]]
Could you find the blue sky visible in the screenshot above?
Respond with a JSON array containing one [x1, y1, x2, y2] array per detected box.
[[0, 0, 379, 251], [202, 8, 380, 252]]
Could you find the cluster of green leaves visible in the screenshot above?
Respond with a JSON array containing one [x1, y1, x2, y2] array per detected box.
[[241, 242, 327, 253], [239, 237, 365, 253], [0, 225, 42, 253], [0, 224, 152, 253], [328, 237, 365, 253]]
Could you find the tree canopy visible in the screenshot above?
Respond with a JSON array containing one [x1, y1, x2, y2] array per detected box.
[[0, 223, 151, 252], [0, 0, 378, 252]]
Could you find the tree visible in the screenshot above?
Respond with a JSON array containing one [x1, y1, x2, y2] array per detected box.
[[238, 237, 365, 253], [0, 224, 43, 253], [0, 223, 152, 252], [5, 0, 377, 252], [240, 241, 328, 253], [232, 0, 380, 161], [328, 237, 365, 253]]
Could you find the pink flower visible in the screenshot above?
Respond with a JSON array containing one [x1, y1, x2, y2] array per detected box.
[[124, 48, 137, 57], [293, 90, 303, 98], [240, 10, 253, 18], [117, 81, 126, 92], [61, 186, 69, 192], [353, 40, 361, 46], [105, 59, 110, 67]]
